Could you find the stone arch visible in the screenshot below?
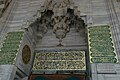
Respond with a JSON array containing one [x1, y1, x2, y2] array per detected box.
[[27, 0, 89, 80]]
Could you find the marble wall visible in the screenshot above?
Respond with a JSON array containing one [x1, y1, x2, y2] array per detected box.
[[0, 0, 120, 80]]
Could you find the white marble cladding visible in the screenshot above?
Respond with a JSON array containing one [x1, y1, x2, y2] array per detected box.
[[91, 63, 120, 73], [0, 0, 119, 80], [88, 0, 109, 25], [92, 74, 120, 80], [91, 63, 116, 74], [105, 0, 120, 62], [73, 0, 110, 26], [0, 65, 17, 80], [1, 0, 45, 31], [36, 28, 86, 48], [113, 0, 120, 61], [104, 74, 120, 80], [113, 0, 120, 21], [96, 63, 116, 74], [91, 63, 120, 80]]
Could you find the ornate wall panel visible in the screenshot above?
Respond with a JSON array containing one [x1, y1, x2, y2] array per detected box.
[[88, 25, 118, 63], [22, 45, 31, 64], [0, 31, 24, 64], [33, 51, 86, 71]]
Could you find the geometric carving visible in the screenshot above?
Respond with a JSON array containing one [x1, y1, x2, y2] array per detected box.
[[88, 25, 118, 63]]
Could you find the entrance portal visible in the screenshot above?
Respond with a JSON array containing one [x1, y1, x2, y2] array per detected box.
[[27, 0, 89, 80]]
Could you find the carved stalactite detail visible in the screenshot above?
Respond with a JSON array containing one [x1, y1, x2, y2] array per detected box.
[[27, 0, 85, 45], [52, 16, 70, 46]]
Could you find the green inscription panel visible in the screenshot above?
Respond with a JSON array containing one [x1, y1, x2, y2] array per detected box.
[[88, 25, 118, 63], [33, 51, 86, 70], [0, 31, 24, 64]]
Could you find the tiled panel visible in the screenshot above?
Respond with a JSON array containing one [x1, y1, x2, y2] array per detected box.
[[0, 31, 24, 64], [88, 25, 118, 63], [33, 51, 86, 71]]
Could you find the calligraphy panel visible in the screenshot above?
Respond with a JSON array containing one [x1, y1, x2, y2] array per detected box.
[[33, 51, 86, 71], [88, 25, 118, 63], [0, 31, 24, 64]]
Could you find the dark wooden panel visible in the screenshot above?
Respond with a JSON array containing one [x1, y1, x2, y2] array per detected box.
[[29, 74, 86, 80]]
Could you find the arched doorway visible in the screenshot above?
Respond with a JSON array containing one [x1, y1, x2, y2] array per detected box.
[[27, 0, 90, 80]]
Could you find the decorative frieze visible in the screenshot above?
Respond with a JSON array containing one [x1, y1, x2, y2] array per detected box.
[[33, 51, 86, 70]]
